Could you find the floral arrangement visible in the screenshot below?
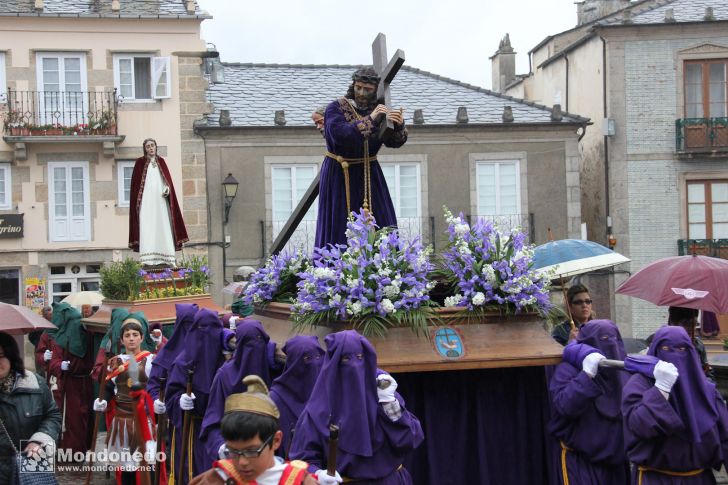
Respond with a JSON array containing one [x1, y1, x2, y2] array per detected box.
[[438, 207, 551, 315], [242, 249, 310, 305], [291, 209, 436, 337]]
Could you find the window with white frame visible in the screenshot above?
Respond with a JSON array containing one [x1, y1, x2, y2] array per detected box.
[[0, 53, 6, 104], [36, 52, 87, 125], [0, 164, 10, 210], [687, 180, 728, 239], [117, 161, 135, 207], [48, 162, 90, 242], [381, 162, 421, 240], [476, 160, 521, 226], [113, 55, 171, 101], [271, 165, 317, 252]]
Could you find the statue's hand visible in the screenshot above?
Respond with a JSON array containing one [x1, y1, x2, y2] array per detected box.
[[162, 185, 170, 197]]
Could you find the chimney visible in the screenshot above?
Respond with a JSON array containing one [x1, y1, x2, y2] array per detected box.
[[111, 0, 120, 12], [456, 107, 469, 124], [621, 9, 632, 24], [502, 106, 514, 123], [274, 110, 286, 126], [219, 109, 231, 127], [577, 0, 631, 26], [34, 0, 43, 11], [664, 8, 675, 23], [490, 33, 516, 93], [704, 7, 715, 21], [551, 104, 563, 122], [185, 0, 196, 15], [413, 109, 425, 125]]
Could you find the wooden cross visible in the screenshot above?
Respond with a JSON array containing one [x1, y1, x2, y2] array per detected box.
[[269, 33, 405, 255]]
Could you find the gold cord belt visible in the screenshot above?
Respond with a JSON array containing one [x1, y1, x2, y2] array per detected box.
[[560, 442, 572, 485], [325, 151, 377, 216], [342, 464, 403, 483], [637, 465, 704, 485]]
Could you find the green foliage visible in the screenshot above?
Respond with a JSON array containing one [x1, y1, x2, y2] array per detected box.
[[292, 306, 437, 339], [179, 255, 211, 289], [100, 258, 143, 301]]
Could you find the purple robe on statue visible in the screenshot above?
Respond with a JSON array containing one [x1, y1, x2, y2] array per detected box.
[[146, 303, 198, 400], [289, 330, 423, 484], [165, 308, 226, 484], [622, 326, 728, 484], [549, 320, 630, 485], [199, 319, 272, 462], [269, 335, 325, 458], [315, 97, 407, 247]]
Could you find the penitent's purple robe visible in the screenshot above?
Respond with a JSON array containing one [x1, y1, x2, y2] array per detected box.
[[549, 320, 630, 485], [269, 335, 325, 458], [622, 326, 728, 484], [165, 308, 225, 484], [199, 320, 272, 462], [290, 331, 423, 484], [315, 97, 407, 248]]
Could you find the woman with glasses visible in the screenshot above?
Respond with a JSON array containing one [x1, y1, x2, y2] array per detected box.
[[552, 284, 595, 346], [0, 331, 61, 483]]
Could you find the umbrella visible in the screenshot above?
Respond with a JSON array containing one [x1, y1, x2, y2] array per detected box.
[[222, 281, 247, 297], [616, 254, 728, 314], [0, 302, 56, 335], [61, 291, 104, 307], [533, 239, 630, 279]]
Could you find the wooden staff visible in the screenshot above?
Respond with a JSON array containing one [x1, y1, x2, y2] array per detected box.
[[327, 424, 340, 477], [84, 342, 112, 485], [154, 376, 167, 485], [177, 369, 194, 484]]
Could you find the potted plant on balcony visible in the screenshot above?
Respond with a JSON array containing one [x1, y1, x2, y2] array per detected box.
[[90, 109, 115, 135], [3, 109, 28, 136]]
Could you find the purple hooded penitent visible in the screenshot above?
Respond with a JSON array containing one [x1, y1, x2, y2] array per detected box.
[[290, 330, 423, 483], [165, 308, 225, 483], [199, 319, 272, 461], [146, 303, 198, 400], [549, 320, 630, 485], [270, 335, 325, 457], [622, 326, 728, 484]]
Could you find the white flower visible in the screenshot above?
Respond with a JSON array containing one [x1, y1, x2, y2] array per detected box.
[[472, 292, 485, 306], [444, 294, 463, 307], [345, 277, 361, 289], [378, 267, 392, 277], [454, 222, 470, 236], [383, 285, 399, 298], [313, 267, 335, 279], [381, 298, 395, 313], [347, 301, 362, 316], [482, 265, 497, 285]]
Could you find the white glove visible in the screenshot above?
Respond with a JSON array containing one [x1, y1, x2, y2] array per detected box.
[[315, 469, 343, 484], [153, 399, 166, 414], [144, 440, 157, 463], [151, 335, 162, 344], [376, 374, 398, 403], [93, 398, 108, 412], [218, 443, 228, 459], [582, 353, 606, 378], [229, 316, 239, 330], [61, 360, 70, 371], [179, 392, 196, 411], [43, 350, 52, 362], [653, 360, 679, 393]]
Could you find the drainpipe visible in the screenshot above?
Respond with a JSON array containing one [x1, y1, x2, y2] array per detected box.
[[601, 36, 610, 241], [564, 53, 570, 113]]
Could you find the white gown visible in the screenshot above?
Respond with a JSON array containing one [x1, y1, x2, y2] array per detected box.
[[138, 158, 176, 266]]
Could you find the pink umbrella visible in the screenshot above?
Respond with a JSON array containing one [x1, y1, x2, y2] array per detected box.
[[616, 255, 728, 314], [0, 302, 56, 335]]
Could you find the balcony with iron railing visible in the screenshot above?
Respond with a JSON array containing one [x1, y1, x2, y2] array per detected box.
[[678, 239, 728, 259], [675, 117, 728, 159], [2, 89, 124, 159]]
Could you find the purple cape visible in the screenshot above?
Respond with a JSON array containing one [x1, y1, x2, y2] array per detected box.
[[146, 303, 198, 400], [199, 319, 272, 461], [647, 326, 719, 442], [549, 320, 629, 473], [290, 330, 424, 482], [315, 98, 406, 247], [269, 335, 324, 456]]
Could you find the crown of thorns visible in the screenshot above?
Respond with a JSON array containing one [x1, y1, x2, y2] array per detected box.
[[352, 67, 380, 85]]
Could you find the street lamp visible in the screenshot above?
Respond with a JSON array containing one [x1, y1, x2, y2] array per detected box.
[[222, 173, 239, 224]]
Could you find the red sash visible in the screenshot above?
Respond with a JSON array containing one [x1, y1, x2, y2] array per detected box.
[[106, 351, 152, 381], [212, 459, 309, 485]]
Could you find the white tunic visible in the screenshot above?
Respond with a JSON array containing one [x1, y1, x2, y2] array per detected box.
[[138, 158, 176, 266]]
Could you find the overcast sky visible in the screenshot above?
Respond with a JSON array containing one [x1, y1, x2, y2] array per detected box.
[[198, 0, 580, 90]]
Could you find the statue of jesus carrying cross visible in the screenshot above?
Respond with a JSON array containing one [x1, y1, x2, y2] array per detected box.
[[314, 33, 407, 248]]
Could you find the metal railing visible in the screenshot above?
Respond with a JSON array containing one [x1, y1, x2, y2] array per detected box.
[[675, 117, 728, 152], [678, 239, 728, 259], [3, 89, 118, 136]]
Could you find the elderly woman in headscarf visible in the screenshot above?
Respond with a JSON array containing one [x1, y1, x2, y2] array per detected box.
[[622, 326, 728, 484], [269, 335, 325, 459], [289, 330, 423, 485], [548, 319, 630, 484], [165, 308, 230, 484], [200, 319, 275, 462]]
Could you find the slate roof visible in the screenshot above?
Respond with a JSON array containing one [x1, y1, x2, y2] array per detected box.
[[204, 64, 588, 128], [0, 0, 209, 18], [600, 0, 728, 25]]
